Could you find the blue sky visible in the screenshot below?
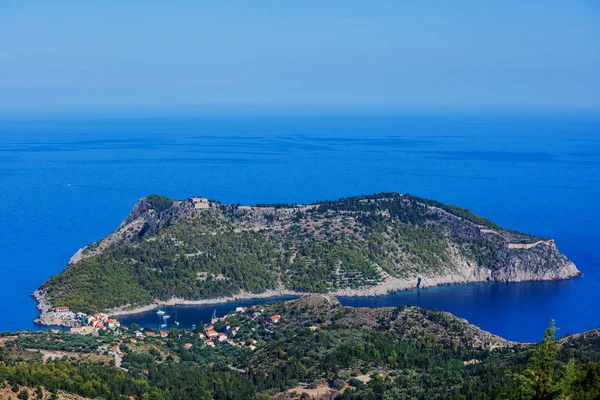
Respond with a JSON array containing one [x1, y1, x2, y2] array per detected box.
[[0, 1, 599, 114]]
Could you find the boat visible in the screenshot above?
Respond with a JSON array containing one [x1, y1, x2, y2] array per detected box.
[[157, 306, 165, 316], [160, 323, 167, 328], [174, 308, 179, 326], [163, 315, 171, 320]]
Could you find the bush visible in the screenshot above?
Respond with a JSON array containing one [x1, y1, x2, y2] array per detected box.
[[146, 195, 173, 212]]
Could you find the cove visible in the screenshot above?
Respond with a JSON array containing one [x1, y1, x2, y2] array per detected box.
[[117, 277, 584, 343]]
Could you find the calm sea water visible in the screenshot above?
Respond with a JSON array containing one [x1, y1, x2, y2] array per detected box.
[[0, 111, 598, 342]]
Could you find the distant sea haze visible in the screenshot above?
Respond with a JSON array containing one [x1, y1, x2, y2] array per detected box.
[[0, 112, 598, 342]]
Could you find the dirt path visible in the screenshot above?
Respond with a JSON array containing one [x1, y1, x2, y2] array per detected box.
[[114, 352, 124, 369]]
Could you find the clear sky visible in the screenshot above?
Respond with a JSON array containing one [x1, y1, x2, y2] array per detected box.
[[1, 1, 599, 114]]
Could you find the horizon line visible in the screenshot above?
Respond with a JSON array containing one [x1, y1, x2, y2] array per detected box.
[[1, 103, 599, 120]]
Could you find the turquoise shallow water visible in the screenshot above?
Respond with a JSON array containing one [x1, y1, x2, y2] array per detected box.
[[0, 112, 598, 341]]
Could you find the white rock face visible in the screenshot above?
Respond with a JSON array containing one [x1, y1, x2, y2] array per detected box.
[[332, 240, 580, 297]]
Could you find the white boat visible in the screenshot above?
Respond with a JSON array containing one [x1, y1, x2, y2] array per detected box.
[[160, 323, 167, 328], [175, 321, 180, 326], [163, 315, 171, 320], [157, 308, 165, 316]]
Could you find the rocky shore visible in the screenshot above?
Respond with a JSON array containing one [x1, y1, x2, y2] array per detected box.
[[331, 240, 582, 297], [32, 290, 81, 328], [33, 255, 581, 327], [105, 288, 305, 317]]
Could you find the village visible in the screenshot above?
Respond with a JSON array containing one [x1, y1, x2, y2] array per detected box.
[[46, 303, 283, 358], [48, 305, 122, 334], [128, 306, 282, 353]]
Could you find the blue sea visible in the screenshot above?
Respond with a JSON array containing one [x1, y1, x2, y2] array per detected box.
[[1, 110, 599, 342]]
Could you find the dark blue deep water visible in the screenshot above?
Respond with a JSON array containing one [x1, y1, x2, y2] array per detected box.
[[1, 111, 599, 342]]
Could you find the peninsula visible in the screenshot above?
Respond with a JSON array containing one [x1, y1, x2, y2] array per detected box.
[[34, 193, 580, 325]]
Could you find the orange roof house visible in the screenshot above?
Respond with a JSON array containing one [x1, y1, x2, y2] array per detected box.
[[269, 315, 281, 323], [183, 343, 193, 350]]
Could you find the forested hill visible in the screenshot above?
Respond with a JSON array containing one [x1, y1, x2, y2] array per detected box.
[[38, 193, 579, 314], [5, 295, 600, 399]]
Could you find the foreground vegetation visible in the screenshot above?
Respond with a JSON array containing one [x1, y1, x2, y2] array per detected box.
[[2, 296, 599, 399]]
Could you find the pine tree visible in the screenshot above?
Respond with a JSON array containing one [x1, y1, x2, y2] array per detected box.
[[514, 320, 577, 399]]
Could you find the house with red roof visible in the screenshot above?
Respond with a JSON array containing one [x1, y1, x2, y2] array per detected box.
[[206, 330, 219, 339], [269, 315, 281, 323]]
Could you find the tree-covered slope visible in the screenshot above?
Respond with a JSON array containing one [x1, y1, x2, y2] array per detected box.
[[6, 295, 600, 399], [38, 193, 579, 314]]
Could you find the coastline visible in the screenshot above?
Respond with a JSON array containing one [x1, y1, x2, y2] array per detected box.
[[32, 259, 582, 326], [31, 289, 81, 328], [106, 289, 306, 317]]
